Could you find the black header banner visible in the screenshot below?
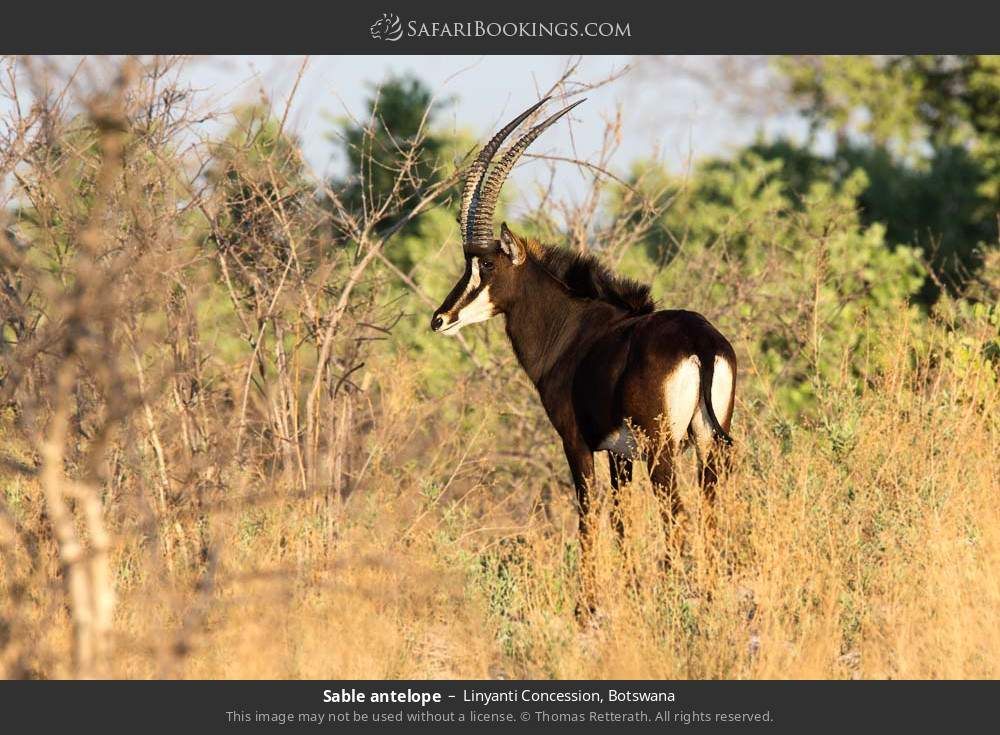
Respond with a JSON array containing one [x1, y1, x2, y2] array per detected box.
[[1, 680, 995, 733], [4, 0, 1000, 53]]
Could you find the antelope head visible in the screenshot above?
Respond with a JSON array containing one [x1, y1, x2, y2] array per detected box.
[[430, 98, 583, 335]]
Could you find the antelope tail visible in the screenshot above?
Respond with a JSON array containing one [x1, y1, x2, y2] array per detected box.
[[698, 352, 734, 446]]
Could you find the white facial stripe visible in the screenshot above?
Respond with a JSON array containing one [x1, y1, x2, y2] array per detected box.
[[441, 287, 495, 335], [439, 257, 496, 335], [467, 257, 481, 291], [456, 286, 494, 323]]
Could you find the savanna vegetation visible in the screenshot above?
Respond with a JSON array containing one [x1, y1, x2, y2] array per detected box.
[[1, 55, 998, 679]]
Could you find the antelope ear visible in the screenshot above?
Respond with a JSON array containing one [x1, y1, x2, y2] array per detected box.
[[499, 222, 526, 266]]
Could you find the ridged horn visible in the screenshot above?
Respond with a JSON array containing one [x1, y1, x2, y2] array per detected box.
[[460, 97, 550, 250], [469, 99, 585, 249]]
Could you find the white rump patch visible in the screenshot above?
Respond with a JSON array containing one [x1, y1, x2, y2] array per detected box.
[[663, 355, 702, 446], [708, 356, 734, 426], [690, 356, 734, 453]]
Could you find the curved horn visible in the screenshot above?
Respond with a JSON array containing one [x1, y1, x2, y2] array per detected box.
[[469, 99, 585, 249], [460, 97, 550, 248]]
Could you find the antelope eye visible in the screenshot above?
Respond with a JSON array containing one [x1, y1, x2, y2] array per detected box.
[[481, 259, 495, 271]]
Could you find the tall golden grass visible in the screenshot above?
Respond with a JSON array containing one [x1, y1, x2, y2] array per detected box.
[[9, 306, 998, 679], [1, 56, 998, 680]]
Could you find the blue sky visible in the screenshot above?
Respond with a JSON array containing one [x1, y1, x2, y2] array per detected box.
[[1, 56, 810, 210], [182, 55, 808, 199]]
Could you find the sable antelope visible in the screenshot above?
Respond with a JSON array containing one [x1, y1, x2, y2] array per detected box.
[[431, 98, 737, 603]]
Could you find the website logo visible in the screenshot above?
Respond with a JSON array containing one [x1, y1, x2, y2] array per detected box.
[[370, 13, 404, 42]]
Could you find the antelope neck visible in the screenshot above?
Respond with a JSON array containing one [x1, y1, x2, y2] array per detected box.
[[502, 262, 587, 385]]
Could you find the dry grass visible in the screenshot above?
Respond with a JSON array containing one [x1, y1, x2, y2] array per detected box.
[[12, 310, 998, 680], [1, 56, 998, 680]]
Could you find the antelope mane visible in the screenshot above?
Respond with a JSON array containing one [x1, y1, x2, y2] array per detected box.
[[527, 240, 655, 316]]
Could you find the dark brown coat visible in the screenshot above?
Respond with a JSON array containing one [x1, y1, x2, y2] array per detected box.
[[432, 224, 737, 605]]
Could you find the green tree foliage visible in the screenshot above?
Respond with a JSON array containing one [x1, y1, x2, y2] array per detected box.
[[326, 66, 995, 419], [205, 105, 312, 281], [327, 73, 460, 271], [777, 55, 1000, 298], [619, 151, 927, 416]]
